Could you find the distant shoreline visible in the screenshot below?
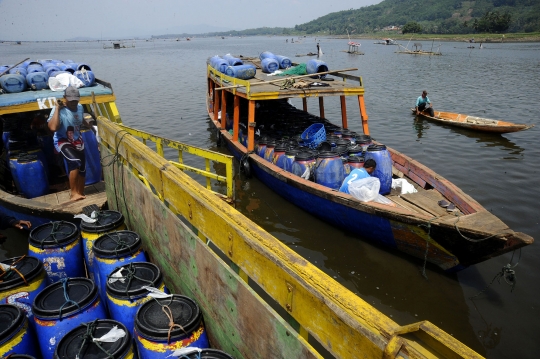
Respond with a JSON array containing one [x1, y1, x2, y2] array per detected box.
[[331, 32, 540, 43]]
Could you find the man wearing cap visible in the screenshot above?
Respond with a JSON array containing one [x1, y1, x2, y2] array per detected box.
[[415, 90, 434, 117], [48, 86, 86, 201]]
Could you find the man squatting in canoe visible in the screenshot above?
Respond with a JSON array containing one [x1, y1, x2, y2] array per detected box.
[[415, 90, 434, 117], [47, 86, 86, 201]]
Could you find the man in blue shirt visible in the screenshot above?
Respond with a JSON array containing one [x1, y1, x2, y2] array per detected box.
[[48, 86, 86, 201], [415, 90, 434, 117], [339, 159, 377, 194]]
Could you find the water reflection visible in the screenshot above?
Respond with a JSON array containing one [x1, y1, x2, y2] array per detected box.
[[412, 117, 525, 158]]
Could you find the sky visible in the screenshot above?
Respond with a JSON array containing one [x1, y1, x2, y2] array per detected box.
[[0, 0, 381, 41]]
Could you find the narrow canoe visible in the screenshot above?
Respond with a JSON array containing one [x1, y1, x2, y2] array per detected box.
[[412, 108, 534, 133]]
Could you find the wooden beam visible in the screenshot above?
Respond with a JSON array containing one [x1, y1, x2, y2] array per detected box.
[[213, 81, 220, 128], [319, 97, 325, 119], [233, 95, 240, 142], [340, 96, 348, 130], [248, 100, 256, 151], [358, 95, 369, 135], [302, 98, 307, 112], [221, 89, 227, 129]]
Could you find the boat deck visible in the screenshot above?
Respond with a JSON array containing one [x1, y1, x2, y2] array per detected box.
[[35, 181, 107, 212], [208, 58, 365, 101]]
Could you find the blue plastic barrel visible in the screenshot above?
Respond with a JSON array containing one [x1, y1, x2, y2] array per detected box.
[[80, 210, 126, 281], [54, 319, 135, 359], [261, 58, 279, 73], [20, 60, 32, 69], [28, 221, 85, 284], [106, 262, 168, 334], [209, 56, 222, 67], [44, 66, 61, 77], [225, 65, 256, 80], [76, 63, 91, 71], [32, 278, 108, 359], [26, 148, 49, 177], [272, 143, 287, 165], [212, 59, 228, 73], [345, 156, 365, 175], [75, 70, 96, 87], [134, 295, 210, 358], [259, 51, 277, 61], [291, 152, 316, 179], [26, 62, 44, 73], [0, 74, 27, 93], [223, 54, 243, 66], [49, 70, 69, 77], [280, 148, 299, 172], [92, 230, 148, 300], [306, 59, 329, 79], [8, 67, 28, 77], [263, 140, 276, 162], [274, 55, 292, 69], [177, 349, 235, 359], [0, 256, 48, 320], [26, 71, 49, 90], [9, 154, 48, 199], [364, 144, 393, 195], [81, 128, 102, 185], [0, 305, 40, 358], [4, 355, 36, 359], [314, 151, 345, 189], [0, 65, 9, 73], [256, 138, 267, 158], [37, 134, 56, 165], [58, 62, 78, 73]]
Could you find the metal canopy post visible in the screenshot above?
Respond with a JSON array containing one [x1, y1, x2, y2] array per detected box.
[[340, 95, 348, 129], [233, 95, 240, 142], [358, 95, 370, 135], [248, 100, 256, 151]]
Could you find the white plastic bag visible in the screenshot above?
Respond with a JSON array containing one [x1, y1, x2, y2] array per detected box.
[[47, 73, 84, 92], [348, 177, 380, 202], [391, 178, 418, 194]]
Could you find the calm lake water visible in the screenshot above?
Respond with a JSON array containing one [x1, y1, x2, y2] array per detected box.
[[1, 37, 539, 358]]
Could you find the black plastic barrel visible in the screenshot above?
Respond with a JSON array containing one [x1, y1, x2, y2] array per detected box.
[[0, 256, 48, 320], [0, 304, 40, 357], [134, 295, 209, 358], [54, 319, 134, 359]]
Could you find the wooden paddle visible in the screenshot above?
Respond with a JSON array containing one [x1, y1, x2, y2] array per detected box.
[[0, 57, 31, 77], [214, 67, 358, 91]]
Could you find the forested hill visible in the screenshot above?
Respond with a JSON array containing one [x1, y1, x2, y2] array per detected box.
[[294, 0, 539, 34]]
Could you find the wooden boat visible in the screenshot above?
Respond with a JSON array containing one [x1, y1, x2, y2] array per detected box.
[[205, 56, 533, 272], [374, 38, 398, 45], [98, 117, 485, 358], [0, 73, 121, 226], [413, 108, 534, 133]]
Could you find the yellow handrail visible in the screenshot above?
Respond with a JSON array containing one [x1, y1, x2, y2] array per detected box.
[[115, 123, 234, 200]]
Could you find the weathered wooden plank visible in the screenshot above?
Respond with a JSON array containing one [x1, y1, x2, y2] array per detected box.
[[401, 193, 448, 217]]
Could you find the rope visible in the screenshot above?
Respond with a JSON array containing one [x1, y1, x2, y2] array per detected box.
[[151, 296, 188, 344], [469, 249, 521, 299], [452, 212, 502, 242], [108, 262, 155, 300], [76, 319, 115, 359], [58, 278, 80, 320], [101, 232, 130, 258], [38, 221, 74, 249], [417, 216, 441, 280], [0, 255, 28, 285]]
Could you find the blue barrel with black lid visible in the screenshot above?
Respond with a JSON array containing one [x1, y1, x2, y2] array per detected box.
[[28, 221, 85, 284], [0, 304, 40, 358], [0, 256, 48, 320], [263, 139, 276, 162], [272, 142, 287, 165], [9, 153, 48, 199], [364, 144, 393, 195], [92, 230, 148, 300], [291, 152, 316, 179], [314, 150, 345, 189], [80, 210, 126, 281], [306, 59, 329, 79], [277, 148, 298, 171], [106, 262, 168, 334], [33, 278, 108, 359], [54, 319, 135, 359], [134, 294, 209, 358], [256, 138, 268, 158]]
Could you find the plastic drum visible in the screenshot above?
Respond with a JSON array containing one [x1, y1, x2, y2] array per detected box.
[[0, 304, 40, 358]]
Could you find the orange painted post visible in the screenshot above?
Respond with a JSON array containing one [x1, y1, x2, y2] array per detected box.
[[233, 95, 240, 142], [221, 90, 227, 129], [213, 85, 220, 127], [358, 95, 370, 135], [302, 98, 307, 112], [247, 100, 256, 151], [319, 97, 325, 119], [340, 95, 348, 129]]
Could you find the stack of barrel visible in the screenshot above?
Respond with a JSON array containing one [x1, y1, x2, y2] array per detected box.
[[0, 210, 234, 359], [0, 59, 95, 94]]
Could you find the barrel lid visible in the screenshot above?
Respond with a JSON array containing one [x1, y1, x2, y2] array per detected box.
[[294, 152, 315, 161], [341, 129, 354, 137], [348, 145, 363, 154], [348, 156, 365, 163], [93, 231, 142, 258], [367, 144, 387, 151], [32, 278, 98, 319], [317, 150, 339, 158], [334, 145, 349, 155], [55, 319, 131, 359], [356, 134, 372, 142], [285, 148, 299, 156], [16, 153, 38, 163], [106, 262, 163, 298], [28, 221, 79, 248], [80, 210, 125, 233], [183, 349, 235, 359], [0, 256, 44, 290], [135, 295, 202, 340], [274, 143, 287, 151], [4, 356, 36, 359], [0, 304, 25, 343], [317, 141, 332, 152], [336, 138, 351, 146]]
